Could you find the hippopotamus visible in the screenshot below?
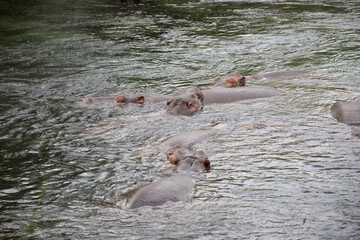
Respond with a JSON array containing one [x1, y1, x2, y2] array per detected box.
[[212, 70, 310, 88], [173, 87, 204, 104], [213, 74, 246, 88], [79, 70, 306, 107], [166, 87, 203, 116], [127, 174, 196, 209], [127, 152, 210, 209], [116, 92, 172, 105], [166, 146, 208, 165], [159, 122, 229, 149], [165, 86, 280, 114], [132, 122, 228, 165], [331, 101, 360, 126], [246, 70, 311, 81], [202, 87, 281, 104], [80, 92, 172, 107]]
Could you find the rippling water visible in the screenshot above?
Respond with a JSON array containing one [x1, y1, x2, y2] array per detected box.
[[1, 0, 359, 239]]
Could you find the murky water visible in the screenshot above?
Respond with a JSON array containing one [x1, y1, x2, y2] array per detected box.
[[1, 0, 359, 239]]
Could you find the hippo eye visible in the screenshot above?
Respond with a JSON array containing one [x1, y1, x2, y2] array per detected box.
[[187, 102, 193, 108]]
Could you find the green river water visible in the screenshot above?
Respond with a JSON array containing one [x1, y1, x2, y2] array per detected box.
[[0, 0, 359, 239]]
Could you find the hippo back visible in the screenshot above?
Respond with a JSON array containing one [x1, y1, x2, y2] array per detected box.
[[128, 174, 196, 209], [331, 101, 360, 126], [202, 87, 281, 104]]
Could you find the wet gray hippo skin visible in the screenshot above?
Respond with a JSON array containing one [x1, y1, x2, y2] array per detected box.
[[127, 174, 196, 209], [331, 101, 360, 126], [166, 87, 281, 113], [202, 87, 281, 104], [127, 153, 210, 209], [160, 122, 228, 148]]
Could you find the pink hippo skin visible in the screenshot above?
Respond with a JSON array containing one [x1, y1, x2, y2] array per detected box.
[[202, 87, 281, 104]]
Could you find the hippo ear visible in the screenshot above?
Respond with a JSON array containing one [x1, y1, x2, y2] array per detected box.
[[167, 99, 174, 105], [136, 96, 145, 104], [237, 76, 246, 86], [116, 95, 127, 103], [227, 77, 236, 83]]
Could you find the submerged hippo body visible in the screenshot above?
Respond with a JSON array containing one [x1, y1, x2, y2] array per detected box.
[[116, 92, 172, 105], [127, 174, 196, 209], [202, 87, 281, 104], [80, 96, 119, 107], [331, 101, 360, 126], [160, 122, 229, 148], [211, 70, 310, 88], [247, 70, 311, 81], [80, 92, 172, 107]]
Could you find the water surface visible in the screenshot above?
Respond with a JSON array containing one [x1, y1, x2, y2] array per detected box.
[[0, 0, 359, 239]]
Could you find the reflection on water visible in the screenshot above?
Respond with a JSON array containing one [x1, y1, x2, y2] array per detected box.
[[0, 0, 359, 239]]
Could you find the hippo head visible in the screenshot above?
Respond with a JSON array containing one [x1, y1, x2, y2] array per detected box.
[[179, 87, 204, 104], [166, 146, 210, 173], [176, 155, 211, 174], [166, 146, 204, 164], [213, 74, 246, 88], [166, 94, 203, 116], [115, 92, 146, 105]]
